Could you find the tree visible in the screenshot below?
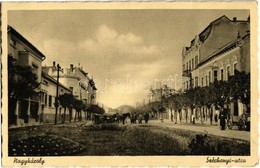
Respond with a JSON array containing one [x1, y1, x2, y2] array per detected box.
[[228, 70, 250, 114], [177, 93, 190, 123], [184, 88, 196, 123], [86, 104, 105, 116], [8, 55, 40, 125], [210, 80, 230, 108], [193, 87, 207, 124], [73, 99, 85, 122], [167, 94, 182, 122], [58, 93, 75, 123], [203, 86, 215, 125]]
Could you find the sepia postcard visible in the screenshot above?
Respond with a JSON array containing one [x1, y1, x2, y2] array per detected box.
[[1, 2, 258, 167]]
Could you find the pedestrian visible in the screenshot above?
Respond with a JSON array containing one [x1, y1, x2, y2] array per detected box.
[[191, 114, 195, 124], [144, 112, 149, 123], [160, 115, 164, 123], [215, 106, 220, 123], [219, 107, 227, 130]]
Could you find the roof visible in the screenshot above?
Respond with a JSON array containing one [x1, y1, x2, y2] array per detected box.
[[197, 33, 250, 67], [8, 25, 46, 60], [78, 68, 88, 77], [42, 71, 72, 93], [187, 15, 249, 49]]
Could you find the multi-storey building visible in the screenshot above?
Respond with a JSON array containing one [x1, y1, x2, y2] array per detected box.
[[43, 63, 97, 120], [149, 85, 176, 103], [181, 15, 250, 120], [8, 26, 46, 126], [182, 15, 250, 90], [41, 71, 72, 123]]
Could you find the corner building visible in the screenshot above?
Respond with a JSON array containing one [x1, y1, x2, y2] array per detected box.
[[182, 15, 250, 119]]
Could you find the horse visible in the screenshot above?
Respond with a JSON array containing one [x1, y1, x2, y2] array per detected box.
[[121, 112, 131, 124], [130, 112, 137, 124]]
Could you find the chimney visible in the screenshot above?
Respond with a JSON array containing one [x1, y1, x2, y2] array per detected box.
[[53, 61, 56, 67], [70, 64, 74, 70], [233, 17, 237, 22], [237, 31, 241, 38]]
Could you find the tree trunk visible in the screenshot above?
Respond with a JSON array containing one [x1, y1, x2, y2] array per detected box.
[[208, 106, 213, 125], [170, 109, 173, 122], [69, 107, 72, 123], [185, 108, 188, 123], [64, 107, 66, 123], [190, 107, 193, 123], [199, 107, 203, 124], [74, 110, 77, 122]]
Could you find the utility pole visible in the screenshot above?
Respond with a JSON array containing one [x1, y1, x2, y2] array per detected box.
[[55, 64, 62, 124]]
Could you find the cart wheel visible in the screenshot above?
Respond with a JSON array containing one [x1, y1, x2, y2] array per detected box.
[[238, 119, 245, 130], [227, 121, 233, 130], [228, 123, 233, 130]]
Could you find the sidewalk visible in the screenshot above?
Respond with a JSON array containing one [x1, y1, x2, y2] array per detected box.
[[147, 119, 250, 141]]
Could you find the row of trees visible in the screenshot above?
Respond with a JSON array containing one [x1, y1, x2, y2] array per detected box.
[[58, 93, 105, 123], [135, 70, 250, 124], [172, 70, 250, 124]]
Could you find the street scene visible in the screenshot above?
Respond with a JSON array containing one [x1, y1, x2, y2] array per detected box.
[[7, 9, 250, 156]]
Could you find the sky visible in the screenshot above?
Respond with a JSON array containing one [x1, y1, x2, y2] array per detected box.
[[8, 9, 249, 108]]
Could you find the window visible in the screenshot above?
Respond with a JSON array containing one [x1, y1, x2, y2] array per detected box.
[[10, 38, 16, 48], [195, 77, 198, 87], [192, 59, 194, 69], [201, 77, 203, 87], [43, 80, 48, 85], [205, 75, 208, 86], [41, 93, 45, 103], [214, 70, 218, 82], [234, 101, 239, 116], [183, 64, 185, 71], [234, 63, 237, 74], [186, 63, 188, 71], [208, 71, 211, 84], [45, 94, 48, 106], [189, 61, 191, 70], [49, 95, 52, 107], [186, 81, 189, 89], [195, 56, 198, 67], [220, 69, 224, 81], [227, 66, 230, 80], [32, 63, 38, 74]]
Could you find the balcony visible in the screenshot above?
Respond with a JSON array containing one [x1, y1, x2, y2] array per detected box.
[[183, 69, 192, 77]]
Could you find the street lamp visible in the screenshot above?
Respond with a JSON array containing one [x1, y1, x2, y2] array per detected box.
[[54, 64, 62, 124]]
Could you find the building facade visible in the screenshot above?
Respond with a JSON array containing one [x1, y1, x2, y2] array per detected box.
[[43, 63, 97, 120], [8, 26, 46, 126], [181, 15, 250, 121], [182, 15, 250, 90], [149, 85, 176, 103], [41, 72, 72, 123]]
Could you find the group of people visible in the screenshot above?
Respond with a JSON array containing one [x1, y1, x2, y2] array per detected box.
[[121, 112, 150, 124]]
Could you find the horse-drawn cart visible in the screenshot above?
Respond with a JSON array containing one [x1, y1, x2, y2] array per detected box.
[[92, 113, 117, 124], [227, 113, 250, 131]]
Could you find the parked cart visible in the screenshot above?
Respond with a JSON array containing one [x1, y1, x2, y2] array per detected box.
[[226, 113, 250, 131]]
